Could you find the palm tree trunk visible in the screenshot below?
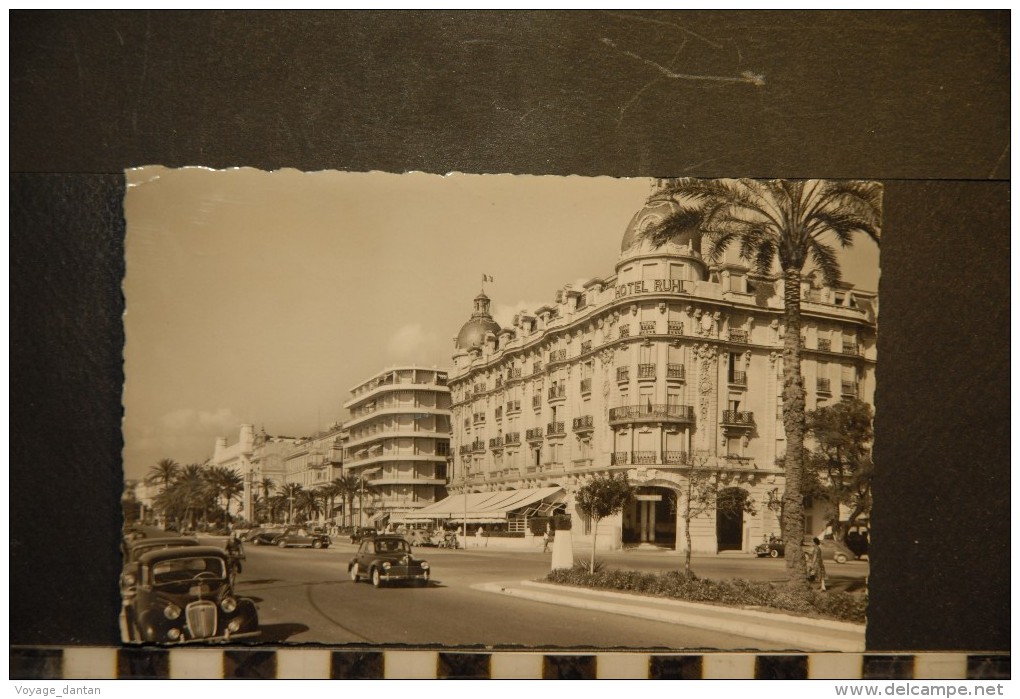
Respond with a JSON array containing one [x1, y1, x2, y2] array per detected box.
[[782, 267, 809, 585], [590, 518, 598, 573]]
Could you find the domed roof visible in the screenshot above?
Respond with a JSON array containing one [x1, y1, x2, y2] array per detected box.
[[455, 291, 501, 351], [621, 195, 702, 253]]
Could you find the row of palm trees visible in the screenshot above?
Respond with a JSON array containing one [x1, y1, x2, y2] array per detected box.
[[646, 178, 881, 586], [147, 458, 368, 529]]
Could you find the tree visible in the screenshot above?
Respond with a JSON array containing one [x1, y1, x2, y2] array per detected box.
[[574, 473, 633, 573], [206, 466, 244, 530], [674, 457, 757, 576], [146, 458, 180, 526], [332, 474, 360, 527], [259, 478, 275, 523], [278, 483, 303, 524], [647, 178, 881, 584], [805, 397, 874, 542]]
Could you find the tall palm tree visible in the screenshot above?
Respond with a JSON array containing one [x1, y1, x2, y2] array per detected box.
[[278, 483, 303, 524], [332, 474, 360, 528], [206, 466, 245, 530], [176, 463, 211, 530], [647, 178, 881, 585], [258, 478, 275, 523]]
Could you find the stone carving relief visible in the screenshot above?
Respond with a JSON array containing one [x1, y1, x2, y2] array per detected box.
[[696, 343, 717, 423]]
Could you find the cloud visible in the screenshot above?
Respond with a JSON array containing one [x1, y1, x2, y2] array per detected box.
[[387, 323, 440, 361], [160, 407, 240, 432]]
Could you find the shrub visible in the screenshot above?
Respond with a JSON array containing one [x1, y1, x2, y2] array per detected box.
[[544, 568, 866, 623]]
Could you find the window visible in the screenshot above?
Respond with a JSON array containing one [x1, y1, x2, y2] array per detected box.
[[642, 263, 659, 280], [669, 263, 685, 280]]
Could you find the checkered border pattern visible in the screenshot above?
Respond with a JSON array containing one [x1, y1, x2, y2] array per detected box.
[[10, 648, 1009, 679]]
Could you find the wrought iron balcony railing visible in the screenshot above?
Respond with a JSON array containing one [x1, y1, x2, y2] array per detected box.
[[506, 367, 522, 380], [667, 363, 685, 380], [504, 431, 521, 445], [638, 363, 656, 379], [817, 338, 832, 352], [549, 349, 567, 363], [841, 381, 858, 397], [728, 329, 748, 343], [572, 415, 594, 431], [610, 451, 629, 466], [548, 385, 566, 400], [632, 451, 657, 465], [489, 437, 503, 449], [816, 378, 831, 393], [609, 404, 695, 423], [721, 410, 755, 426], [729, 371, 747, 386], [664, 451, 690, 465], [547, 421, 566, 436], [619, 325, 630, 338], [525, 427, 544, 441], [842, 342, 860, 356], [616, 366, 630, 382], [581, 340, 592, 354], [507, 400, 521, 413], [668, 321, 684, 336], [640, 321, 656, 335], [471, 439, 486, 452]]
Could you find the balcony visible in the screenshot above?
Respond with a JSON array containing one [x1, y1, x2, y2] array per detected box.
[[632, 451, 658, 465], [506, 367, 522, 381], [495, 376, 504, 389], [458, 445, 471, 455], [471, 439, 486, 453], [640, 321, 656, 335], [664, 451, 690, 465], [619, 325, 630, 338], [729, 371, 747, 386], [532, 362, 543, 374], [721, 410, 755, 426], [504, 431, 521, 446], [489, 436, 503, 450], [841, 381, 858, 397], [609, 404, 695, 425], [580, 377, 592, 394], [506, 399, 521, 414], [728, 329, 749, 343], [816, 378, 831, 393], [474, 383, 487, 394], [525, 427, 544, 442], [472, 412, 486, 424], [638, 363, 656, 379], [548, 385, 566, 401], [547, 421, 566, 436], [666, 363, 685, 380], [817, 338, 832, 352], [668, 321, 684, 336], [572, 415, 594, 433], [581, 340, 592, 354], [549, 349, 567, 363], [842, 342, 860, 356], [610, 451, 629, 466], [616, 366, 630, 382]]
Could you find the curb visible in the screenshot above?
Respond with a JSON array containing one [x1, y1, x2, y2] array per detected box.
[[473, 581, 865, 652]]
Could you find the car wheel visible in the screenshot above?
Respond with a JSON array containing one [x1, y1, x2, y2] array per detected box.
[[371, 568, 382, 588], [277, 540, 287, 548], [350, 563, 361, 582], [312, 540, 322, 549], [770, 549, 779, 558], [835, 553, 848, 564]]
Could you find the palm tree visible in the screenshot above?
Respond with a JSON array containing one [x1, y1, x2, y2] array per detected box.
[[647, 178, 881, 585], [259, 477, 275, 523], [146, 459, 180, 526], [206, 466, 245, 530], [176, 463, 211, 530], [296, 489, 324, 524], [332, 474, 360, 527], [278, 483, 303, 524]]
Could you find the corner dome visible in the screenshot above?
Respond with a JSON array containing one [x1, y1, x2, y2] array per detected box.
[[455, 291, 501, 351], [621, 194, 702, 253]]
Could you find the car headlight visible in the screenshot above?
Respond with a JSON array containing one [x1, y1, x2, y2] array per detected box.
[[163, 603, 182, 620], [167, 628, 182, 641], [381, 562, 391, 570], [220, 596, 237, 613], [420, 562, 430, 570], [227, 618, 242, 632]]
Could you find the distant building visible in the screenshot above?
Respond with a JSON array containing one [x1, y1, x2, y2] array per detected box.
[[447, 187, 877, 553], [211, 424, 303, 522], [343, 366, 452, 528]]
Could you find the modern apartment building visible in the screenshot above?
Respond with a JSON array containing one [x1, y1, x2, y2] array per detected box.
[[343, 366, 452, 526], [447, 188, 877, 553]]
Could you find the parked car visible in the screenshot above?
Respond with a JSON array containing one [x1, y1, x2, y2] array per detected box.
[[273, 526, 331, 549], [121, 537, 200, 598], [802, 536, 855, 564], [348, 535, 430, 588], [123, 546, 259, 643], [754, 539, 785, 558], [349, 527, 377, 544], [249, 527, 287, 545]]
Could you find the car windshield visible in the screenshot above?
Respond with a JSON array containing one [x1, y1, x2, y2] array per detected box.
[[374, 539, 410, 554], [152, 557, 226, 585]]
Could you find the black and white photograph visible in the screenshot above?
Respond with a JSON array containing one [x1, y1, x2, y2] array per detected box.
[[121, 170, 880, 652]]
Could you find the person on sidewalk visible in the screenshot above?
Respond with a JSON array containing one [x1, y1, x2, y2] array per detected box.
[[542, 523, 553, 553], [807, 537, 827, 591]]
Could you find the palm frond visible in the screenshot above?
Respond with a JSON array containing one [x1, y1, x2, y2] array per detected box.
[[807, 241, 842, 288], [643, 206, 704, 247]]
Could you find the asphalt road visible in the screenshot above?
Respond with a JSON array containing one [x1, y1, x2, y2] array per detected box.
[[224, 539, 867, 649]]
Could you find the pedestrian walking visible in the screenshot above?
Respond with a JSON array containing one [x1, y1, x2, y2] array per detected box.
[[542, 523, 552, 553], [806, 537, 827, 591]]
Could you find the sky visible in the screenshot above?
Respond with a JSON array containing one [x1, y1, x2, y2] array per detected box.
[[122, 169, 880, 482]]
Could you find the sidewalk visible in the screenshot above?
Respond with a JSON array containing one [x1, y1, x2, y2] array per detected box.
[[472, 579, 865, 652]]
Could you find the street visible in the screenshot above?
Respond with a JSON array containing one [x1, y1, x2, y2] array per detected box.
[[222, 538, 868, 649]]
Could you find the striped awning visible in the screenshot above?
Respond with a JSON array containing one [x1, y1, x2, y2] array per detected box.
[[401, 487, 565, 523]]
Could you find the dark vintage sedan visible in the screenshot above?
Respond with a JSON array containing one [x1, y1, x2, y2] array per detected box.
[[754, 539, 785, 558], [121, 537, 199, 598], [348, 535, 430, 588], [123, 546, 259, 643], [272, 526, 331, 549]]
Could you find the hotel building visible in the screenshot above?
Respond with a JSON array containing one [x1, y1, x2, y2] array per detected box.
[[342, 366, 452, 526], [447, 189, 877, 553]]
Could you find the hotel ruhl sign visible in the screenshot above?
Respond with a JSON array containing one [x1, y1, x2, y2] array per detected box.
[[614, 279, 688, 298]]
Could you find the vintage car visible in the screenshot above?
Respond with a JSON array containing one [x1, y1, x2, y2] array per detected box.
[[249, 527, 287, 545], [272, 526, 331, 549], [802, 536, 855, 564], [348, 535, 430, 587], [121, 537, 200, 598], [123, 546, 259, 643], [349, 527, 377, 544], [754, 539, 785, 558]]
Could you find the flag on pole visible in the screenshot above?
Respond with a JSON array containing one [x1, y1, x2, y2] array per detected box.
[[482, 274, 494, 283]]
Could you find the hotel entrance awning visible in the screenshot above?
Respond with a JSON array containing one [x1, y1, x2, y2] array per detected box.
[[401, 487, 565, 523]]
